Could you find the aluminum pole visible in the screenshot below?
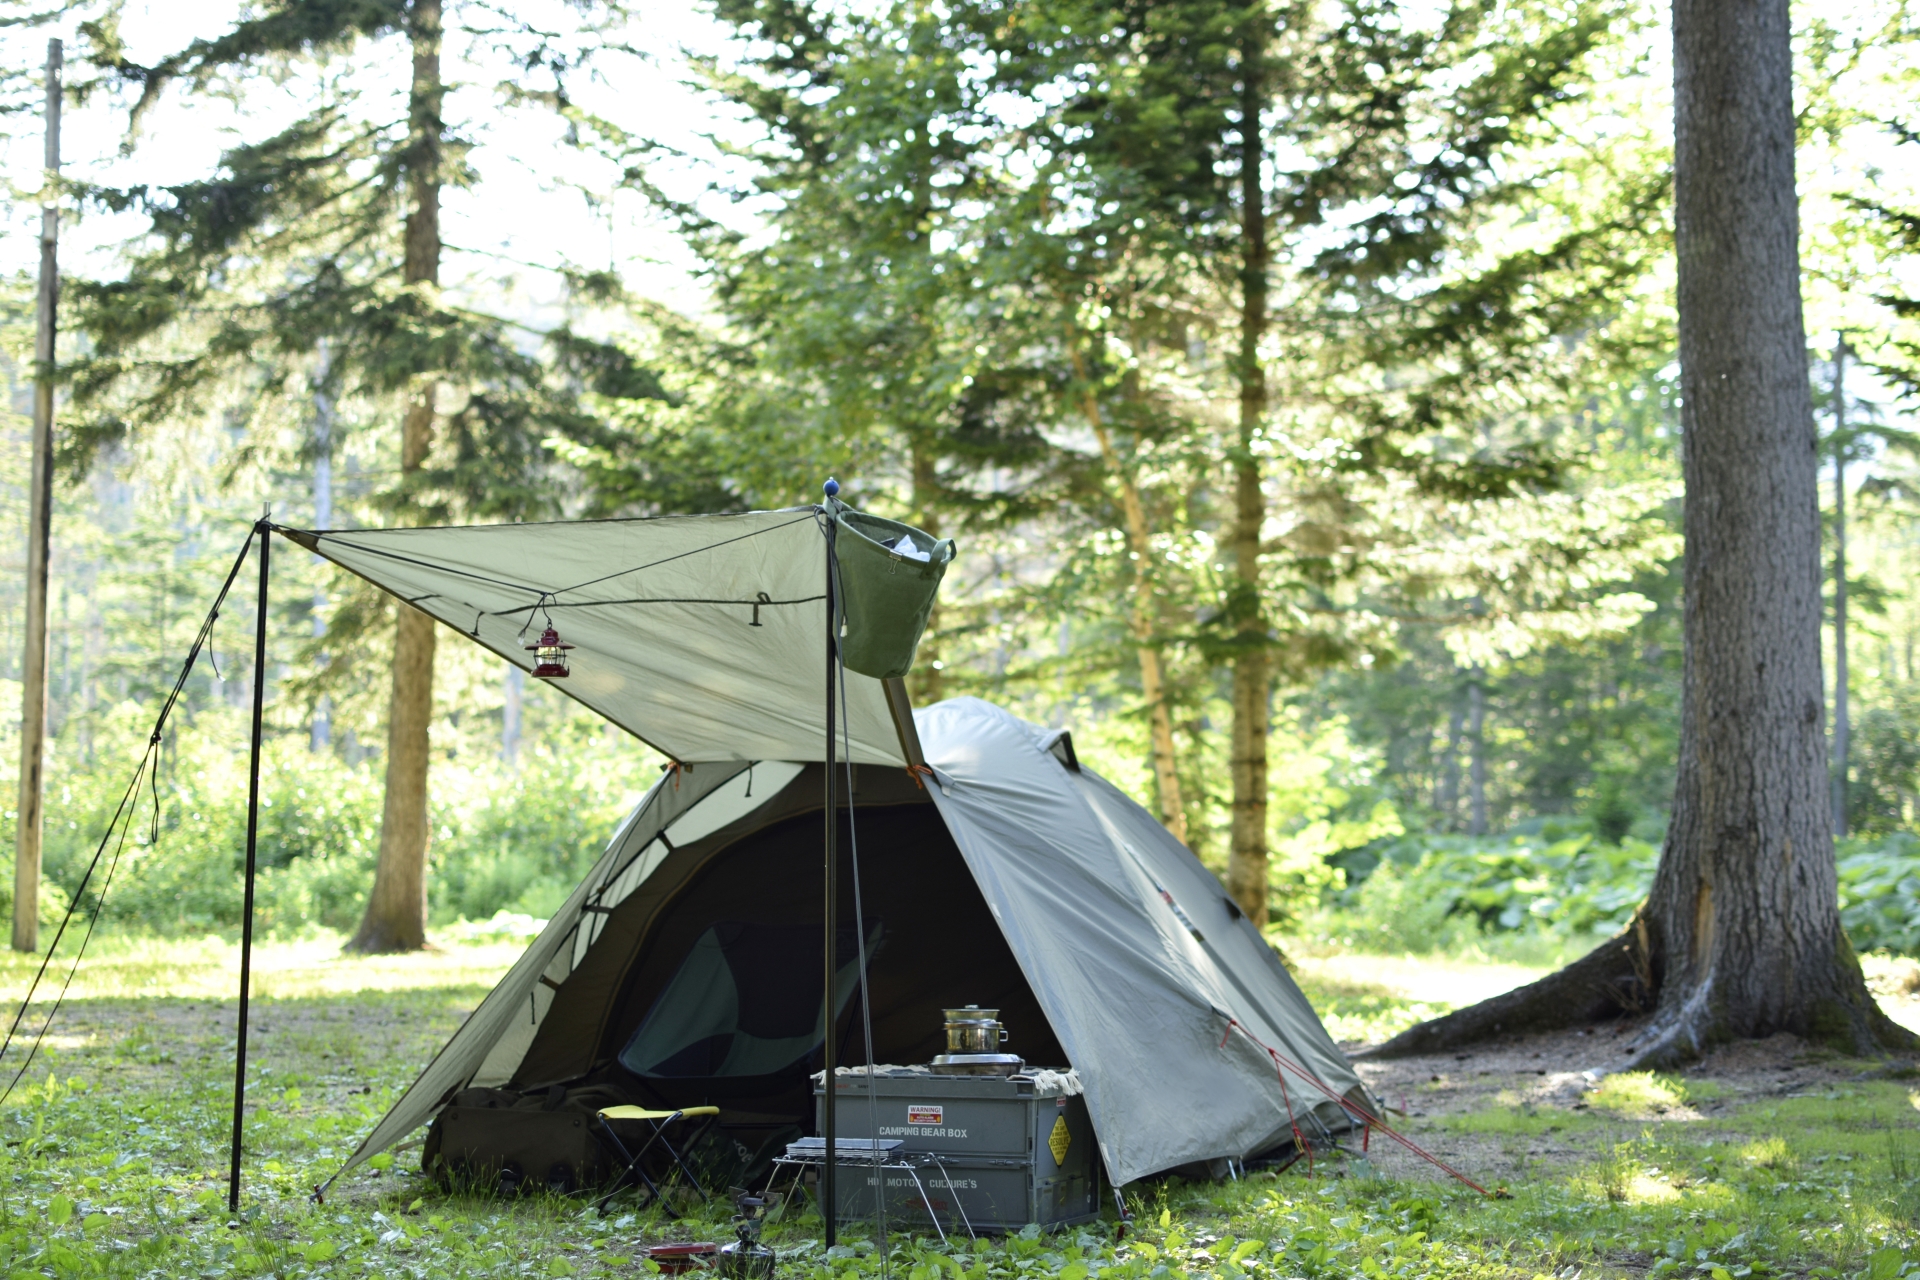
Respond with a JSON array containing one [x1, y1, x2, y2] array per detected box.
[[229, 522, 270, 1212], [821, 492, 839, 1246]]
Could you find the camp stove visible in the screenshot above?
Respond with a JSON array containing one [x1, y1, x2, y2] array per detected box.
[[929, 1005, 1024, 1076], [718, 1189, 776, 1279]]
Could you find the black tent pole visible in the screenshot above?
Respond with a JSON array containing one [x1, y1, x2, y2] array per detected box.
[[228, 518, 270, 1214], [821, 485, 839, 1246]]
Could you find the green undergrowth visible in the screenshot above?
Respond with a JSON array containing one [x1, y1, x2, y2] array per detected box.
[[1307, 827, 1920, 959], [0, 943, 1911, 1278]]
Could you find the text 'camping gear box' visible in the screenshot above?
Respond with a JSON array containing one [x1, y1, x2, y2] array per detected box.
[[813, 1067, 1097, 1232]]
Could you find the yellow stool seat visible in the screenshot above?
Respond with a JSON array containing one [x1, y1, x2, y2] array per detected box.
[[598, 1105, 721, 1122]]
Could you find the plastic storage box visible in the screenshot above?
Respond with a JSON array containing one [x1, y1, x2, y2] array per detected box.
[[811, 1067, 1097, 1233]]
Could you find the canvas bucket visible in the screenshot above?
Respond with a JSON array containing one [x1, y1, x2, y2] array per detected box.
[[833, 508, 955, 680]]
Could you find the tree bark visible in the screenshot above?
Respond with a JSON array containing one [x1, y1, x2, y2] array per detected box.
[[907, 440, 945, 705], [1225, 34, 1271, 925], [1437, 694, 1464, 828], [502, 664, 523, 766], [1466, 671, 1488, 836], [350, 0, 442, 953], [1069, 342, 1188, 844], [310, 340, 334, 754], [14, 40, 60, 955], [1367, 0, 1914, 1063], [1830, 337, 1849, 837]]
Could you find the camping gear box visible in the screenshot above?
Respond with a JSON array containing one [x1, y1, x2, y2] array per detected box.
[[814, 1070, 1096, 1231]]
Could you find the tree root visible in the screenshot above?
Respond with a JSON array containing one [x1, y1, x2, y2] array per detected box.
[[1624, 977, 1918, 1070], [1358, 920, 1920, 1067], [1356, 926, 1648, 1060]]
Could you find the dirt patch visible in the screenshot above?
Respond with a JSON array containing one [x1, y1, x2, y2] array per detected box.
[[1864, 954, 1920, 1031], [1337, 1021, 1917, 1190]]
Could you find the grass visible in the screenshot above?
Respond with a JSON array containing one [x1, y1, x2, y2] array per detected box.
[[1280, 947, 1563, 1043], [0, 931, 1912, 1279], [1588, 1072, 1690, 1118]]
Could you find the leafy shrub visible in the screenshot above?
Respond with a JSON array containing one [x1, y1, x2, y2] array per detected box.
[[1323, 830, 1659, 951], [1835, 832, 1920, 955], [33, 716, 648, 938], [0, 875, 72, 932], [427, 767, 632, 923], [1324, 826, 1920, 957], [1339, 858, 1475, 952]]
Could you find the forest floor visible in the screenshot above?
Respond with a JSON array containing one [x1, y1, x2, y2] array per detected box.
[[0, 932, 1911, 1279]]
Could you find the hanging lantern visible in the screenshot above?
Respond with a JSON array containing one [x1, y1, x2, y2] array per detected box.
[[526, 625, 574, 679]]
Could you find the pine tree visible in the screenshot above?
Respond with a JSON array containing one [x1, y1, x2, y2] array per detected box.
[[1371, 0, 1917, 1062], [975, 0, 1636, 919], [686, 0, 1081, 704], [67, 0, 665, 951]]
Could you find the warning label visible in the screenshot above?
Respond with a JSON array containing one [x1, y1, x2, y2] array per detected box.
[[1048, 1115, 1072, 1165], [907, 1105, 944, 1126]]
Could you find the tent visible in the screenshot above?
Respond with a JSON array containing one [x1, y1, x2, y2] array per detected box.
[[288, 510, 1373, 1191]]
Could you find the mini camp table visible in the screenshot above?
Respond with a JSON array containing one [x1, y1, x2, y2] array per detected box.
[[770, 1138, 973, 1243]]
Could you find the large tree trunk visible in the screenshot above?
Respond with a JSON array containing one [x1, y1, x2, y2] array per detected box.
[[1366, 0, 1913, 1063], [349, 0, 442, 953], [1225, 36, 1271, 925]]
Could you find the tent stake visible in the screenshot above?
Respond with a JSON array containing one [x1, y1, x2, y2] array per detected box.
[[229, 519, 270, 1214], [821, 485, 839, 1246]]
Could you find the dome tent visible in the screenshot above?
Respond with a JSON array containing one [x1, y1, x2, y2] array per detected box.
[[323, 697, 1372, 1190], [286, 511, 1373, 1193]]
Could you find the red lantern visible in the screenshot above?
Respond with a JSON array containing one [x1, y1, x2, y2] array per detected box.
[[526, 625, 573, 679]]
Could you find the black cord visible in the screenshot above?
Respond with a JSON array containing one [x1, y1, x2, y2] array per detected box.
[[546, 512, 817, 597], [291, 511, 816, 611], [0, 527, 258, 1102], [507, 593, 824, 616], [3, 751, 147, 1102]]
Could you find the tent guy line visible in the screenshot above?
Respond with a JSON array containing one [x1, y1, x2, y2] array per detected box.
[[1222, 1016, 1491, 1196], [0, 527, 259, 1107]]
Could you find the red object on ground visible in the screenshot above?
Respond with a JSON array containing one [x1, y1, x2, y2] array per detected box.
[[645, 1243, 719, 1273]]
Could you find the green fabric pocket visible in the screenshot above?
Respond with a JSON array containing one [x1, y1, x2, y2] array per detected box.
[[833, 508, 955, 680]]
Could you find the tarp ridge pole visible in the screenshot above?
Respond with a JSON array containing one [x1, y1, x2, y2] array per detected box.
[[229, 517, 270, 1214], [821, 479, 839, 1247]]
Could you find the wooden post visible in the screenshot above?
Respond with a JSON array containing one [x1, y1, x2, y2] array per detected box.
[[14, 39, 61, 955]]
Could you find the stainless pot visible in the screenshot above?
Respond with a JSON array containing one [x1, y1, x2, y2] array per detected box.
[[942, 1005, 1010, 1055]]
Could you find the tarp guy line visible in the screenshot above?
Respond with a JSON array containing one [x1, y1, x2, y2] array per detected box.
[[0, 527, 259, 1104]]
